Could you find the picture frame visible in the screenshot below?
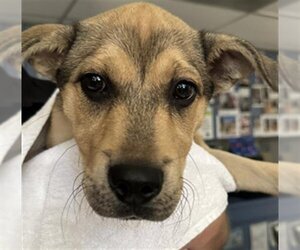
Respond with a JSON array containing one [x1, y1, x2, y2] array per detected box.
[[217, 110, 239, 138]]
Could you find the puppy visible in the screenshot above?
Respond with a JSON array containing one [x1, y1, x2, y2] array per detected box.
[[22, 2, 278, 221]]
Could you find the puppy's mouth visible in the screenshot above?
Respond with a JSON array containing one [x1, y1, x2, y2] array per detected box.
[[85, 192, 179, 221], [124, 215, 140, 220], [116, 207, 156, 221], [83, 175, 181, 221]]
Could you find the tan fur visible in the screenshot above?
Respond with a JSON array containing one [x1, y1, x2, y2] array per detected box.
[[211, 151, 278, 194], [22, 2, 279, 221]]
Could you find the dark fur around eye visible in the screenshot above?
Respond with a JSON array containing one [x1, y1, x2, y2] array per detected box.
[[80, 73, 115, 102]]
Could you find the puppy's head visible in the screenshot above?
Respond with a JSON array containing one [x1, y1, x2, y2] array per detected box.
[[22, 3, 277, 221]]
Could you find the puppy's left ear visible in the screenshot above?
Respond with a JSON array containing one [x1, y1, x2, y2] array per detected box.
[[200, 31, 277, 95], [22, 24, 75, 82]]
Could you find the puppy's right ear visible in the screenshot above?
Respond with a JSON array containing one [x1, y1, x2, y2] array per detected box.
[[22, 24, 75, 82], [200, 31, 278, 95]]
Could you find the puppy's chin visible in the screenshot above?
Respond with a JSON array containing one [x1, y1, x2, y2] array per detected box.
[[84, 186, 181, 221]]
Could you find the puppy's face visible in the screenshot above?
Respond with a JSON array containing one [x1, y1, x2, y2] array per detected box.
[[23, 3, 277, 221], [59, 5, 209, 221]]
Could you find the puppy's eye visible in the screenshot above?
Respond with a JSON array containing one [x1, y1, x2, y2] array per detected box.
[[172, 80, 197, 107], [80, 73, 106, 93], [80, 73, 113, 102]]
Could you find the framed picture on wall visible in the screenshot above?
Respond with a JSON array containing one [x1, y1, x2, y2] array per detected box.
[[217, 110, 239, 138], [261, 114, 278, 136]]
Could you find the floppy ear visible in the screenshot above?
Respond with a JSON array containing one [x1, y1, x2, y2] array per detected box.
[[22, 24, 75, 82], [200, 31, 278, 95]]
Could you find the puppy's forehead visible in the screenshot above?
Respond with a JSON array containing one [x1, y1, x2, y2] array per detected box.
[[60, 3, 205, 86], [82, 2, 191, 37], [76, 2, 198, 57]]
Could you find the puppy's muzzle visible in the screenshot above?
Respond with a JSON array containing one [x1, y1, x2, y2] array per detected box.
[[108, 163, 163, 206]]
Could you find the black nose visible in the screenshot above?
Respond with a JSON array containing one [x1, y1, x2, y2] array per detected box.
[[108, 164, 163, 206]]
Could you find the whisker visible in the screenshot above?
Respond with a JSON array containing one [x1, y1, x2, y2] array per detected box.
[[71, 172, 85, 204], [61, 182, 84, 238], [182, 177, 198, 203], [181, 180, 194, 226], [59, 158, 86, 242], [188, 153, 206, 197], [166, 184, 191, 234]]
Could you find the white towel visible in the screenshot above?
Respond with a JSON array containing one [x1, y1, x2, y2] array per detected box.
[[22, 92, 236, 249], [0, 112, 21, 249], [0, 155, 21, 250]]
